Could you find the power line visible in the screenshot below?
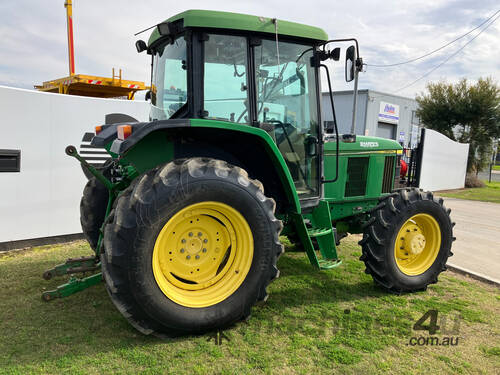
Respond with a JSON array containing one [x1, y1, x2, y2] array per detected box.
[[392, 13, 499, 94], [369, 13, 499, 99], [365, 9, 499, 68]]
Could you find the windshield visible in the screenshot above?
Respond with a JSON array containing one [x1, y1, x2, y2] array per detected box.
[[151, 37, 187, 121]]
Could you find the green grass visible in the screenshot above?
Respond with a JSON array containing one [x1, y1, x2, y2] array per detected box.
[[439, 181, 500, 204], [492, 165, 500, 171], [0, 238, 499, 374]]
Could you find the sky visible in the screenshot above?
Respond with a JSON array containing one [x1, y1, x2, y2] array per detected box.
[[0, 0, 498, 99]]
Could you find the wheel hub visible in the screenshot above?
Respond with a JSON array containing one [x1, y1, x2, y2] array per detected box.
[[152, 202, 254, 308], [409, 233, 426, 255], [394, 213, 442, 276], [186, 235, 203, 254]]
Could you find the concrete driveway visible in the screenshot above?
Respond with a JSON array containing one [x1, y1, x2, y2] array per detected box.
[[440, 197, 500, 284]]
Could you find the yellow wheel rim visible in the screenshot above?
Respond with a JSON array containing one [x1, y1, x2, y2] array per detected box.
[[152, 201, 253, 308], [394, 213, 441, 276]]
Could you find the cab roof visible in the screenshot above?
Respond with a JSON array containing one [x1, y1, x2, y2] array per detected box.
[[148, 9, 329, 46]]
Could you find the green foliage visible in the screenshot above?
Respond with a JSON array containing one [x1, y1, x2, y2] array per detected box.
[[479, 345, 500, 357], [416, 77, 500, 173], [439, 181, 500, 203]]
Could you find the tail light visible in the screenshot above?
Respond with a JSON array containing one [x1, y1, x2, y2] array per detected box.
[[117, 125, 132, 140]]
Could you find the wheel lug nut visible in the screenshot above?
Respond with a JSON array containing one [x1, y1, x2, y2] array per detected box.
[[186, 255, 191, 259], [198, 232, 202, 237], [181, 239, 186, 243], [203, 239, 208, 243], [202, 248, 207, 253], [189, 232, 193, 237], [195, 255, 200, 259], [180, 248, 185, 253]]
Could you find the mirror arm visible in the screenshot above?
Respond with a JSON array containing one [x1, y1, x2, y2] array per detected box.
[[351, 68, 359, 134], [319, 38, 360, 60], [350, 57, 364, 134]]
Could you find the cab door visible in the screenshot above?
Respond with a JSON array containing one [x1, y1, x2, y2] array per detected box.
[[254, 39, 321, 200]]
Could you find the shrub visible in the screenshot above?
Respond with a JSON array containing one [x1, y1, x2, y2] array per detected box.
[[465, 174, 486, 188]]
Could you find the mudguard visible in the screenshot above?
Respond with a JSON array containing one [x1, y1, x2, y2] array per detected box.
[[91, 118, 301, 213]]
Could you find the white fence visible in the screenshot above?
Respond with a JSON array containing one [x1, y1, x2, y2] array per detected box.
[[0, 85, 471, 244], [0, 86, 149, 244], [419, 129, 469, 191]]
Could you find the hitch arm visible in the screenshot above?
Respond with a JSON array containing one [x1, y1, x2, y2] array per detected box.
[[42, 256, 99, 280], [42, 273, 102, 301], [65, 145, 114, 190]]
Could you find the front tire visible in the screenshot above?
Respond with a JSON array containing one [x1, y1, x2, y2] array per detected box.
[[359, 188, 455, 293], [102, 158, 283, 335]]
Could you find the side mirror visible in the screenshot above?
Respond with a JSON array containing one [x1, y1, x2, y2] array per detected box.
[[135, 40, 148, 53], [345, 45, 356, 82]]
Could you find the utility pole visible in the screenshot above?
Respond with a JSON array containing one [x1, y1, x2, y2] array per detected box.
[[64, 0, 75, 76]]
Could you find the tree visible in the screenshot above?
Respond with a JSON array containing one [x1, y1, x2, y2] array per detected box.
[[416, 77, 500, 173]]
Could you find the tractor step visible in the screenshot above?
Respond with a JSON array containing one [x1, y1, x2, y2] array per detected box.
[[318, 259, 343, 270], [307, 227, 332, 237], [292, 200, 341, 270]]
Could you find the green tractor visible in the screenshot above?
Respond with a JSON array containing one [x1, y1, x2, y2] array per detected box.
[[44, 10, 455, 335]]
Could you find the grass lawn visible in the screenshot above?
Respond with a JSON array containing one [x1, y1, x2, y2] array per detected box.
[[492, 165, 500, 171], [0, 238, 499, 374], [439, 181, 500, 204]]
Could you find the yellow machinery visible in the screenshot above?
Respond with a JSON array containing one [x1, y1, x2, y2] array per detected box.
[[35, 0, 145, 100]]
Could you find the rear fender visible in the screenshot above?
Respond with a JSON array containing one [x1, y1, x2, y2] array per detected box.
[[91, 118, 300, 214]]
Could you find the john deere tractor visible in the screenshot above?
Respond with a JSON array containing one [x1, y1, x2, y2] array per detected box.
[[43, 10, 454, 335]]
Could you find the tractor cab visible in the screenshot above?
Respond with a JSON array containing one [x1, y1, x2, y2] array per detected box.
[[137, 10, 356, 201]]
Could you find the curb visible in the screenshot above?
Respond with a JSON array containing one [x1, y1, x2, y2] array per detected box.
[[446, 263, 500, 287], [0, 233, 84, 253]]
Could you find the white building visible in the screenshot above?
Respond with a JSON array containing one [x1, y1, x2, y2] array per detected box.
[[322, 89, 421, 148]]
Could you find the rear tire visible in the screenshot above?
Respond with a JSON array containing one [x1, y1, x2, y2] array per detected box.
[[359, 188, 455, 293], [101, 158, 283, 335], [80, 161, 112, 250]]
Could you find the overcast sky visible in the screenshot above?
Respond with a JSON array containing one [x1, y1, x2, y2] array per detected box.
[[0, 0, 498, 99]]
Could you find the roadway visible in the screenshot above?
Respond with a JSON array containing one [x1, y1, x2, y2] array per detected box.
[[441, 197, 500, 284]]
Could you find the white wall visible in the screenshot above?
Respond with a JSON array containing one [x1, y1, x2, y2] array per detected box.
[[419, 129, 469, 191], [0, 86, 149, 243]]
